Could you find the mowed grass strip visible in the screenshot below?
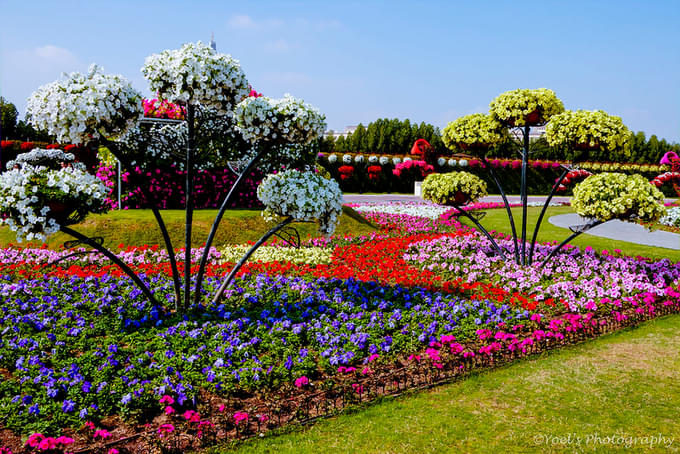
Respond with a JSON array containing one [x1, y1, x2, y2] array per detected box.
[[0, 206, 379, 249], [213, 315, 680, 454]]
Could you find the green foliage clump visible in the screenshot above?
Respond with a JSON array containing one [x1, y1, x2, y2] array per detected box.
[[441, 114, 508, 154], [422, 171, 488, 206], [545, 110, 632, 157], [572, 172, 666, 222], [489, 88, 564, 127]]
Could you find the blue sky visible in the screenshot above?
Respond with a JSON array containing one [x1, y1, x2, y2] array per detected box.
[[1, 0, 679, 142]]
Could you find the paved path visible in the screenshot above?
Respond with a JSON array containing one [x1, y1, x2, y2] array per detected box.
[[344, 194, 680, 250], [548, 213, 680, 250]]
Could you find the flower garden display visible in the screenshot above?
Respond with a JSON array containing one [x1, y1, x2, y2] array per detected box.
[[489, 88, 564, 127], [545, 110, 632, 153], [438, 88, 665, 267], [571, 173, 666, 223]]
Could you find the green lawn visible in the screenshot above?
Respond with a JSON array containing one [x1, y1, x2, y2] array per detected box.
[[0, 206, 379, 249], [458, 205, 680, 263], [213, 315, 680, 453]]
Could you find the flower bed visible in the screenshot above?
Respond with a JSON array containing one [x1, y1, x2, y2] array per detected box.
[[0, 201, 679, 453]]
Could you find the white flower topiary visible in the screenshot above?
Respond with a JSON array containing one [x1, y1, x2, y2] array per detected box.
[[257, 169, 344, 236], [27, 64, 143, 145], [234, 94, 326, 144], [0, 164, 108, 242], [142, 41, 249, 113]]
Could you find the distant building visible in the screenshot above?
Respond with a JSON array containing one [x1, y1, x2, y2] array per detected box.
[[509, 124, 546, 141], [324, 125, 358, 139], [210, 33, 216, 50]]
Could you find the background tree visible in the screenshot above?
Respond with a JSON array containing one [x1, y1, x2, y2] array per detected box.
[[0, 97, 18, 139]]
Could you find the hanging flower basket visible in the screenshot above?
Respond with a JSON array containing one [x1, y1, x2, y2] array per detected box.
[[47, 201, 76, 225], [458, 142, 490, 152]]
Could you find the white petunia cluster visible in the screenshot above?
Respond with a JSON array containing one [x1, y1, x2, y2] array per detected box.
[[437, 157, 447, 167], [0, 164, 108, 242], [328, 154, 338, 163], [6, 148, 75, 169], [393, 157, 402, 165], [354, 155, 365, 164], [27, 64, 143, 145], [379, 156, 390, 165], [342, 154, 353, 164], [234, 94, 326, 145], [257, 169, 344, 236], [142, 41, 249, 113], [368, 155, 379, 164]]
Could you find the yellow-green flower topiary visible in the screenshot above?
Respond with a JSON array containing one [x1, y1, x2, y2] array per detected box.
[[489, 88, 564, 127], [441, 114, 508, 154], [571, 172, 666, 222], [422, 171, 488, 206], [545, 110, 632, 153]]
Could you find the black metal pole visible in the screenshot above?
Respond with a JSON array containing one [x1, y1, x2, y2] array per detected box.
[[451, 203, 507, 260], [481, 156, 520, 264], [520, 124, 530, 265], [102, 138, 182, 311], [60, 226, 159, 304], [528, 167, 569, 265], [212, 216, 295, 304], [184, 104, 195, 311], [192, 145, 269, 305]]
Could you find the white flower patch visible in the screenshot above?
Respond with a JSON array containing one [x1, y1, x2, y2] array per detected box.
[[342, 154, 353, 164], [368, 155, 378, 164], [27, 64, 142, 145], [437, 157, 447, 166], [142, 41, 249, 113], [234, 94, 326, 144], [659, 206, 680, 227], [354, 155, 365, 164], [257, 170, 343, 236], [392, 157, 402, 165], [352, 202, 451, 219], [448, 159, 457, 167], [379, 156, 390, 165], [328, 154, 338, 163], [6, 148, 75, 169]]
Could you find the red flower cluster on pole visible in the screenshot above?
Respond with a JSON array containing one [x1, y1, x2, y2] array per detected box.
[[338, 165, 354, 181], [367, 165, 382, 180]]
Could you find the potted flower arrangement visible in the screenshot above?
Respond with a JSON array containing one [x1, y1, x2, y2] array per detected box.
[[442, 113, 508, 154], [421, 171, 488, 206], [571, 172, 666, 222], [545, 109, 632, 153], [257, 169, 344, 236], [489, 88, 564, 127], [0, 150, 108, 242]]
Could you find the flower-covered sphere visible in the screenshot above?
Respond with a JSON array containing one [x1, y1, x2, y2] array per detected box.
[[545, 110, 632, 153], [421, 171, 488, 206], [489, 88, 564, 127], [142, 41, 249, 113], [572, 172, 666, 223], [257, 169, 343, 236], [27, 64, 143, 145], [234, 95, 326, 145]]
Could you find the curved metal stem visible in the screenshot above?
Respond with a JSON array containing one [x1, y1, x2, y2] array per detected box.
[[101, 138, 182, 310], [452, 204, 507, 260], [193, 145, 269, 305], [184, 105, 196, 311], [212, 217, 295, 304], [520, 124, 530, 265], [481, 155, 519, 264], [60, 226, 159, 304], [539, 220, 604, 268], [528, 167, 569, 265]]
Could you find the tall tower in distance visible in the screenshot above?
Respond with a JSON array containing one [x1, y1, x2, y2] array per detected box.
[[210, 33, 216, 50]]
